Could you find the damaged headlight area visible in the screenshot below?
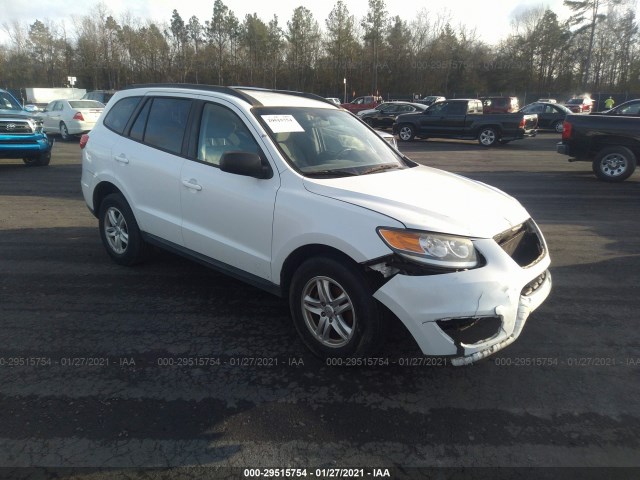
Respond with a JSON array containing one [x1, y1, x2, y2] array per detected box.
[[376, 227, 481, 270]]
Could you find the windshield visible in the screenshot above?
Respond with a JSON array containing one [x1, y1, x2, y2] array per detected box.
[[566, 99, 584, 105], [255, 107, 405, 177], [0, 92, 24, 111]]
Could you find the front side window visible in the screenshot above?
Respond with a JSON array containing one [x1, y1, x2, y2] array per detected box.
[[428, 102, 449, 114], [256, 107, 406, 177], [198, 103, 259, 166]]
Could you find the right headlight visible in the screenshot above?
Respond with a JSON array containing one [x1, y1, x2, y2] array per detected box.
[[377, 227, 479, 269]]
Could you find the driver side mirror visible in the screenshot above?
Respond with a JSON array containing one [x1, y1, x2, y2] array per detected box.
[[220, 151, 272, 179]]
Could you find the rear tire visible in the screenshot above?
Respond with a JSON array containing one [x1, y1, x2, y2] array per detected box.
[[98, 193, 147, 265], [592, 146, 636, 182], [289, 256, 385, 359], [553, 120, 564, 133], [59, 122, 70, 141], [478, 127, 499, 147]]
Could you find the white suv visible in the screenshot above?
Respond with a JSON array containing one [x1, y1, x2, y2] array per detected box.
[[81, 84, 551, 365]]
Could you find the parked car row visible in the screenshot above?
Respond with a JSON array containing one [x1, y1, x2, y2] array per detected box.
[[392, 98, 538, 146]]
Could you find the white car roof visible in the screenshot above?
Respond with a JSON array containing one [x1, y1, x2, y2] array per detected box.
[[117, 84, 336, 110]]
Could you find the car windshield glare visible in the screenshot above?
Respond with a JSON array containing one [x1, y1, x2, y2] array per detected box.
[[255, 107, 405, 177]]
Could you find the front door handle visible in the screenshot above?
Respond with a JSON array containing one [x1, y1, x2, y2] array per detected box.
[[182, 179, 202, 191]]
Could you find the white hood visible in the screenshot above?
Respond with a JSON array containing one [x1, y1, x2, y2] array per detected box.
[[303, 165, 530, 238]]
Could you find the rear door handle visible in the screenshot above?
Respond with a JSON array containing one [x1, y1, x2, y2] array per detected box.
[[114, 153, 129, 164], [182, 179, 202, 191]]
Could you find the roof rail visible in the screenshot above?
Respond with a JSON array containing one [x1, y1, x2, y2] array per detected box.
[[232, 86, 337, 107], [123, 83, 262, 106]]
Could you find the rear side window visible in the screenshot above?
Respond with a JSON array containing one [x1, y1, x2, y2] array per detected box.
[[447, 102, 466, 115], [143, 97, 192, 154], [104, 96, 142, 134]]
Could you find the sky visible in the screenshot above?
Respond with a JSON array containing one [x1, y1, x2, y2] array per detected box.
[[2, 0, 577, 46]]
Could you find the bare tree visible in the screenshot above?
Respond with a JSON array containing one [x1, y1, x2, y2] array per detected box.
[[564, 0, 623, 88], [361, 0, 388, 95]]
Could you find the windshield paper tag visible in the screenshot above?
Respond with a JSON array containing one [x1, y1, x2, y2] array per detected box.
[[261, 115, 305, 133]]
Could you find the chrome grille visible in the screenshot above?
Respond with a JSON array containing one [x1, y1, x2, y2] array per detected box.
[[0, 120, 33, 134]]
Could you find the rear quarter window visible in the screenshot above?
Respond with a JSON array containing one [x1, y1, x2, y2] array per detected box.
[[103, 96, 142, 134]]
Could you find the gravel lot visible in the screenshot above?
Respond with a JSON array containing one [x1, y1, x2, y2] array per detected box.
[[0, 132, 638, 479]]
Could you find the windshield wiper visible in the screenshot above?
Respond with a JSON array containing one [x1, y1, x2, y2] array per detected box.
[[361, 164, 402, 175], [304, 169, 360, 178]]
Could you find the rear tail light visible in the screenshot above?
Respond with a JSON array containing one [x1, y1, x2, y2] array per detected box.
[[562, 121, 572, 140], [519, 117, 526, 128], [80, 134, 89, 149], [73, 111, 84, 121]]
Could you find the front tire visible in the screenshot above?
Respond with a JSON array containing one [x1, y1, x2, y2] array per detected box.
[[98, 193, 147, 265], [397, 124, 415, 142], [478, 127, 499, 147], [289, 256, 384, 359], [23, 151, 51, 167], [592, 146, 637, 182]]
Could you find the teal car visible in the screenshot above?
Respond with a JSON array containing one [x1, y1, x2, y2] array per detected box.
[[0, 89, 53, 166]]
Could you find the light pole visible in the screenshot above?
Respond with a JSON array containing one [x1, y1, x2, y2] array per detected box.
[[343, 78, 347, 104]]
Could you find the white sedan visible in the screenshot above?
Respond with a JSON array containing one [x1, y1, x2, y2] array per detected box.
[[41, 99, 104, 140]]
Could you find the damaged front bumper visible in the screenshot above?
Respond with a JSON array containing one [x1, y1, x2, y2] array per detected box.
[[372, 235, 551, 366]]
